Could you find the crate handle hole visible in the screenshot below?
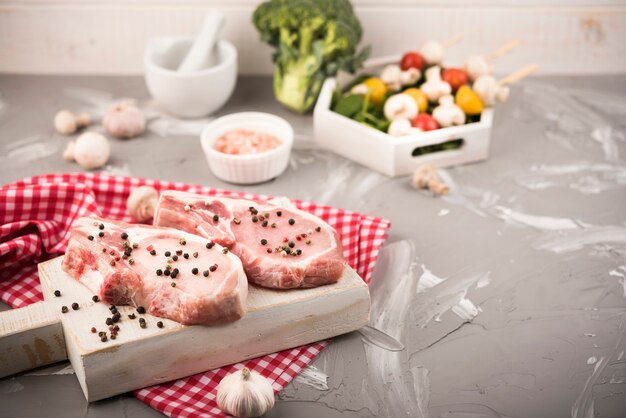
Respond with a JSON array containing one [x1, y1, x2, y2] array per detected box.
[[412, 138, 465, 157]]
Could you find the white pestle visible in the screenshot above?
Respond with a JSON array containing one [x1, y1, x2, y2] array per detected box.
[[177, 11, 225, 73]]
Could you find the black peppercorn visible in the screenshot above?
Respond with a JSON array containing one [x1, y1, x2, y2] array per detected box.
[[98, 223, 104, 230], [209, 265, 217, 272], [140, 321, 147, 329], [315, 226, 321, 232], [172, 255, 178, 261], [203, 270, 209, 277], [192, 268, 198, 275], [150, 249, 156, 256], [213, 215, 219, 222], [88, 235, 94, 241], [137, 306, 146, 314], [99, 231, 105, 238], [170, 273, 178, 279], [171, 282, 176, 287], [128, 313, 136, 319], [165, 251, 171, 257], [101, 335, 108, 342], [262, 221, 268, 227], [106, 318, 113, 326], [206, 242, 214, 249], [252, 216, 258, 223], [92, 295, 99, 302], [156, 269, 163, 276], [176, 250, 183, 255], [164, 269, 171, 276], [288, 218, 295, 225], [288, 241, 295, 248], [61, 306, 68, 313], [183, 253, 189, 259], [261, 239, 267, 245], [121, 232, 128, 240], [157, 321, 164, 328], [71, 302, 79, 310], [54, 290, 61, 297], [277, 211, 282, 217]]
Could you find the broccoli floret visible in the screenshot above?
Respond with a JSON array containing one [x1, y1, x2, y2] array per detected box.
[[253, 0, 369, 113]]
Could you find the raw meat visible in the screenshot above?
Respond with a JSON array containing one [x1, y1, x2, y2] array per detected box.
[[62, 217, 247, 325], [154, 191, 345, 289]]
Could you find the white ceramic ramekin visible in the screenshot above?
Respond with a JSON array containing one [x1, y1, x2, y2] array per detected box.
[[144, 36, 237, 118], [200, 112, 294, 184]]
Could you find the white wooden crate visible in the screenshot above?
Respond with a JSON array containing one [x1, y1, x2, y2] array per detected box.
[[313, 59, 494, 178]]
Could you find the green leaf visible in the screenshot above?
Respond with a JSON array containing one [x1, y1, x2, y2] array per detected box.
[[332, 94, 364, 118]]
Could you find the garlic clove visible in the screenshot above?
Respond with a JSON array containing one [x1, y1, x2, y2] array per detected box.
[[126, 186, 158, 222], [73, 132, 111, 169], [216, 367, 275, 418], [102, 101, 147, 139]]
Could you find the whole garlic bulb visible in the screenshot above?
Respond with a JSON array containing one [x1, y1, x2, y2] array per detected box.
[[216, 367, 275, 418], [73, 132, 111, 169], [126, 186, 158, 222], [102, 101, 146, 139]]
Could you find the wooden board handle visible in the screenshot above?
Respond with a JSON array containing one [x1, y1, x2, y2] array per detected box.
[[0, 301, 66, 378]]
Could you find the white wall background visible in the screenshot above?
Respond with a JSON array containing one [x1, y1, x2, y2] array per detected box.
[[1, 0, 625, 75]]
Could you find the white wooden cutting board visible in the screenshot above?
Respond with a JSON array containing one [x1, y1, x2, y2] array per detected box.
[[0, 256, 370, 401]]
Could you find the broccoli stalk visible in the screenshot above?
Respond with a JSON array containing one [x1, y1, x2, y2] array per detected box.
[[253, 0, 369, 113]]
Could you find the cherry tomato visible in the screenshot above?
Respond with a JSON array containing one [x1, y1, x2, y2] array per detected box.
[[362, 77, 388, 106], [400, 52, 425, 72], [441, 68, 469, 92], [412, 114, 439, 131]]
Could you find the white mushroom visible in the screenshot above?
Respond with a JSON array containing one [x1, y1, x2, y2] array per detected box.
[[420, 66, 451, 103], [54, 110, 92, 135], [412, 164, 449, 196], [350, 83, 369, 95], [384, 94, 418, 121], [400, 68, 421, 86], [381, 65, 421, 91], [387, 119, 423, 137], [420, 40, 444, 66], [464, 54, 493, 81], [472, 75, 510, 106], [432, 95, 466, 127], [126, 186, 158, 222], [102, 101, 146, 139], [380, 64, 403, 91], [63, 141, 76, 161], [72, 132, 111, 169]]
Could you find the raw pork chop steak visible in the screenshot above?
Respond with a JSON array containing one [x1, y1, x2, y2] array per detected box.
[[62, 217, 247, 325], [154, 191, 345, 289]]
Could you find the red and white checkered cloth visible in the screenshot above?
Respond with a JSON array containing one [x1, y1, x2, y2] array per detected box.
[[0, 173, 390, 417]]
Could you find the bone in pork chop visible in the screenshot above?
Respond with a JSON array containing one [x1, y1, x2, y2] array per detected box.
[[154, 191, 345, 289], [62, 217, 247, 325]]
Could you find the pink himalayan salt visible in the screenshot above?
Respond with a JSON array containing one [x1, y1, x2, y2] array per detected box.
[[214, 129, 282, 155]]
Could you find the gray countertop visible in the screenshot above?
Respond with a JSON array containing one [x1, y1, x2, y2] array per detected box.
[[1, 74, 625, 418]]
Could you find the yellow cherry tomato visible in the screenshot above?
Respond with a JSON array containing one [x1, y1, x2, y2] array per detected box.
[[455, 85, 484, 116], [362, 77, 388, 106], [402, 88, 428, 113]]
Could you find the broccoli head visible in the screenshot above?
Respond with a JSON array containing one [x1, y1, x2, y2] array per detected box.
[[253, 0, 370, 113]]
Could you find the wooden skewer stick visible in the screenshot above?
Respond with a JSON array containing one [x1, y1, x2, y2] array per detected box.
[[442, 34, 464, 49], [499, 64, 539, 85], [486, 38, 521, 61]]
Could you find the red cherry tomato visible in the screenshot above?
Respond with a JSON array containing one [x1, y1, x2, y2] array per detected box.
[[441, 68, 469, 92], [400, 52, 425, 72], [412, 114, 439, 132]]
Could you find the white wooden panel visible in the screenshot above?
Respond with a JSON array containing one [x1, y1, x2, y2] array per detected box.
[[0, 2, 625, 74]]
